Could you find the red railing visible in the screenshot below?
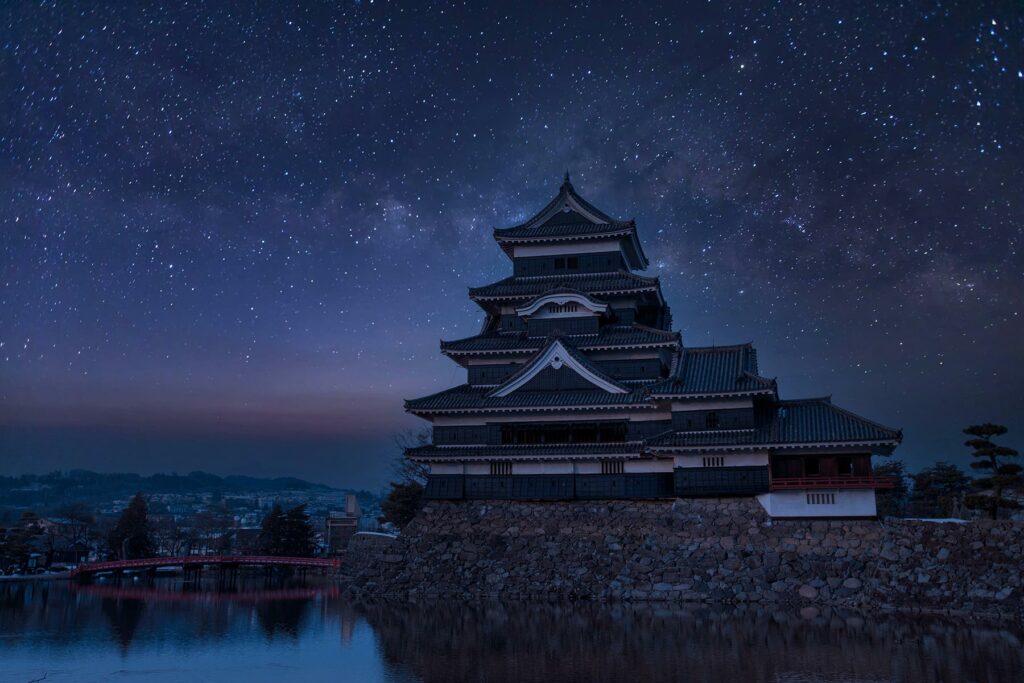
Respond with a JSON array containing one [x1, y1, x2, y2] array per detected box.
[[70, 583, 342, 603], [69, 555, 341, 578], [770, 475, 896, 491]]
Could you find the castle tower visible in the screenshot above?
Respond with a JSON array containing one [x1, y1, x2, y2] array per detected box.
[[405, 177, 900, 517]]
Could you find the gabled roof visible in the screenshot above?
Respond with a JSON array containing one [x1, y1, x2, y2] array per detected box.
[[440, 324, 681, 357], [492, 176, 649, 269], [515, 287, 609, 317], [469, 270, 661, 304], [647, 397, 902, 453], [488, 338, 630, 397], [647, 343, 776, 398], [404, 384, 655, 415]]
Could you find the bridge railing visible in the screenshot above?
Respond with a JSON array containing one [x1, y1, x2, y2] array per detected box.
[[69, 555, 341, 577]]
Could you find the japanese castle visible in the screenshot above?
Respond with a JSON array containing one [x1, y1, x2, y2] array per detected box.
[[406, 176, 900, 518]]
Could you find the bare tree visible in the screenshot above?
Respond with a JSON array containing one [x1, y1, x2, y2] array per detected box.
[[392, 428, 431, 485]]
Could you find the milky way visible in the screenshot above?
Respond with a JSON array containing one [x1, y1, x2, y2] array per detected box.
[[2, 1, 1022, 488]]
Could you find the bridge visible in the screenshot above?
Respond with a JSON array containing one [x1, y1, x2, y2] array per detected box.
[[70, 582, 341, 603], [69, 555, 341, 578]]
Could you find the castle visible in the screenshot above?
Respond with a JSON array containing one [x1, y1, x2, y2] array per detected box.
[[405, 176, 900, 517]]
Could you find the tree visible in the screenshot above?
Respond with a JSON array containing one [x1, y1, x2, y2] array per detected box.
[[908, 461, 970, 518], [108, 493, 154, 559], [392, 429, 431, 485], [873, 459, 910, 518], [55, 502, 96, 552], [380, 480, 424, 529], [257, 503, 315, 556], [962, 424, 1022, 520], [0, 512, 42, 571], [258, 503, 286, 556], [379, 429, 430, 529], [282, 505, 316, 557]]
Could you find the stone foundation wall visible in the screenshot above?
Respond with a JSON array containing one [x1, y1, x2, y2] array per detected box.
[[347, 499, 1024, 618]]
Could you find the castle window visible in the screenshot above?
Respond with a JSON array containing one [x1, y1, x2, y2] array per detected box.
[[806, 493, 836, 505], [490, 462, 512, 476], [554, 257, 566, 269], [705, 412, 720, 429], [566, 256, 578, 269], [601, 460, 625, 475], [702, 456, 725, 468], [837, 456, 853, 475]]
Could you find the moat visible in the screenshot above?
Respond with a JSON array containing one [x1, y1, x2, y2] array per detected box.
[[1, 578, 1021, 683]]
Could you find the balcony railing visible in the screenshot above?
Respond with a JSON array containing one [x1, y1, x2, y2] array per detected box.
[[769, 475, 896, 491]]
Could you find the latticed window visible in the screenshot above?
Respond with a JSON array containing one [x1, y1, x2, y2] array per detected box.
[[601, 460, 625, 475], [702, 456, 725, 468], [490, 462, 512, 476], [806, 493, 835, 505]]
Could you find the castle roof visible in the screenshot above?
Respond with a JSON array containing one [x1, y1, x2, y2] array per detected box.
[[405, 384, 655, 415], [406, 442, 647, 462], [440, 324, 680, 357], [647, 397, 902, 453], [469, 270, 661, 304], [647, 343, 776, 398], [492, 175, 649, 269]]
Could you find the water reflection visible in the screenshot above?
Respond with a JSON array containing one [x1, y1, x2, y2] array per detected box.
[[361, 600, 1024, 683], [0, 579, 1021, 683]]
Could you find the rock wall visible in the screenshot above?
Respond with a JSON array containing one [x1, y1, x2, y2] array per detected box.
[[347, 499, 1024, 618]]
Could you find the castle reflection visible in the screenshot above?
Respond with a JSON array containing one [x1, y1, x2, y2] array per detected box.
[[1, 579, 1021, 683]]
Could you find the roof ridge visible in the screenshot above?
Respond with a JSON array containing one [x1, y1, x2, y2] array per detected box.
[[775, 396, 832, 405], [500, 270, 654, 283], [683, 341, 754, 353], [493, 177, 628, 232]]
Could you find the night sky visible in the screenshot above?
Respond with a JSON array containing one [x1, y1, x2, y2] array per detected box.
[[2, 2, 1022, 490]]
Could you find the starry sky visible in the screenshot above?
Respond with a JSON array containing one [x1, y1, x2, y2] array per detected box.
[[2, 1, 1022, 490]]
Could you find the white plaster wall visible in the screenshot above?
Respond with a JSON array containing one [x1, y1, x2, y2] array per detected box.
[[432, 410, 671, 426], [673, 453, 768, 468], [465, 462, 490, 475], [624, 458, 672, 473], [513, 462, 573, 475], [513, 240, 624, 257], [430, 463, 464, 475], [756, 490, 877, 518], [670, 399, 752, 411]]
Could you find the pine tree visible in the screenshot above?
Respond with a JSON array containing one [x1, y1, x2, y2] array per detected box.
[[258, 503, 286, 556], [908, 462, 970, 518], [108, 493, 154, 559], [873, 460, 910, 518], [282, 504, 315, 557], [962, 424, 1022, 520]]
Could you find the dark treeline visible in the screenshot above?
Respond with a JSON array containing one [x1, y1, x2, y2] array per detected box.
[[0, 470, 341, 511]]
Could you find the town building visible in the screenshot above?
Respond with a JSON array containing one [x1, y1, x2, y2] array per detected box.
[[405, 176, 900, 517]]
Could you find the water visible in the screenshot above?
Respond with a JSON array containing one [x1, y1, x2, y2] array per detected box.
[[1, 578, 1021, 683]]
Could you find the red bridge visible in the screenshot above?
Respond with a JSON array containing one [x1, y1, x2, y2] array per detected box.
[[69, 555, 341, 578]]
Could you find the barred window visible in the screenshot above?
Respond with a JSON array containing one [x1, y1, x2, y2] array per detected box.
[[806, 493, 835, 505], [702, 456, 725, 468], [601, 460, 625, 475], [490, 462, 512, 476]]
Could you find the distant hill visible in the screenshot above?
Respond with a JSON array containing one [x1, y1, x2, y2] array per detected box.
[[0, 470, 339, 510]]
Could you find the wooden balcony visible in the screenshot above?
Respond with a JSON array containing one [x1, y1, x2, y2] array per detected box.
[[769, 475, 896, 491]]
